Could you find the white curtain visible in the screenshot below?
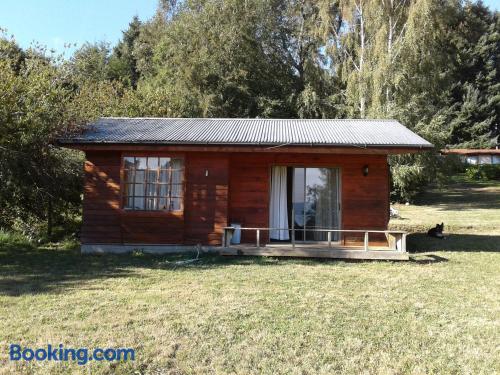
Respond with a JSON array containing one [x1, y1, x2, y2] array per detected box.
[[269, 166, 289, 240]]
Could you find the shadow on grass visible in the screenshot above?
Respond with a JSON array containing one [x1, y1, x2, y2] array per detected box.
[[410, 254, 449, 264], [0, 240, 307, 296], [407, 233, 500, 253], [2, 236, 408, 297], [3, 231, 498, 297], [411, 180, 500, 211]]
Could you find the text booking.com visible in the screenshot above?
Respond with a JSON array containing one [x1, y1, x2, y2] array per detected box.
[[9, 344, 135, 366]]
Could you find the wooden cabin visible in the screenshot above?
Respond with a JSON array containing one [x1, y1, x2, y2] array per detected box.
[[61, 118, 432, 260]]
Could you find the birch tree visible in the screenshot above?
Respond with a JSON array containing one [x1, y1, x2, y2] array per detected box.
[[333, 0, 373, 118], [371, 0, 412, 116]]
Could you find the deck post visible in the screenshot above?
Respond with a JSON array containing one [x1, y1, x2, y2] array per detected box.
[[364, 231, 369, 251], [402, 233, 407, 252], [222, 229, 226, 248], [256, 229, 260, 249], [225, 227, 234, 247], [327, 231, 332, 248], [291, 208, 295, 249]]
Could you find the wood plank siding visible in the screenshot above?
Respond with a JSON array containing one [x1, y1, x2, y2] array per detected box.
[[81, 150, 389, 246]]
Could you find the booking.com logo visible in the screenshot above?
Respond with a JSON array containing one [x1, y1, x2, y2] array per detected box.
[[9, 344, 135, 366]]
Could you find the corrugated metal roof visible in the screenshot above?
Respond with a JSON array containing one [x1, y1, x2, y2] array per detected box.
[[61, 117, 433, 148]]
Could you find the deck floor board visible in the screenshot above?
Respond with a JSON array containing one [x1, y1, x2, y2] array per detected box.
[[220, 244, 409, 260]]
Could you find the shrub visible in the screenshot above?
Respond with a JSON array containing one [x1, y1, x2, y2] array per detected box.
[[390, 164, 427, 203], [440, 154, 467, 174], [0, 230, 34, 252], [465, 164, 500, 180]]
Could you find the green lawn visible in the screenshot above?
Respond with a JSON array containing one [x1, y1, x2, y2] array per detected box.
[[0, 177, 499, 374], [390, 175, 500, 233]]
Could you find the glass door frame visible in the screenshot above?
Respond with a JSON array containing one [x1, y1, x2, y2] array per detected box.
[[268, 164, 342, 244]]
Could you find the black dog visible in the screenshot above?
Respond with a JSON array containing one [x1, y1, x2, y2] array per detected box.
[[427, 223, 445, 239]]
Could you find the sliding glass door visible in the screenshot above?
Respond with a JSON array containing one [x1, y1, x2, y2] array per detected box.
[[292, 167, 340, 241]]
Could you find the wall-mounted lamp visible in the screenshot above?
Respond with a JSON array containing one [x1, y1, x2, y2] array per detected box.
[[205, 169, 209, 177], [362, 165, 369, 177]]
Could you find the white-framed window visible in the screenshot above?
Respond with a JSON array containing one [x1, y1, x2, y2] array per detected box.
[[122, 156, 184, 211]]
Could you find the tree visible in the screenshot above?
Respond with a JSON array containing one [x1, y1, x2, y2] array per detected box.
[[70, 42, 111, 83], [143, 0, 293, 117], [273, 0, 344, 118], [108, 16, 142, 88], [332, 0, 374, 118], [0, 46, 83, 238], [447, 3, 499, 147]]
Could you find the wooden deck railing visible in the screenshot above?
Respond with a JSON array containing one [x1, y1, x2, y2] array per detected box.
[[222, 227, 407, 252]]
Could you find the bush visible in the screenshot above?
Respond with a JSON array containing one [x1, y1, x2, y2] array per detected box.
[[0, 230, 34, 252], [440, 154, 467, 174], [390, 164, 427, 203], [465, 165, 500, 181]]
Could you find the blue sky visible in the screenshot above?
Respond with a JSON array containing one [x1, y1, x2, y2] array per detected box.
[[484, 0, 500, 9], [0, 0, 498, 57], [0, 0, 158, 57]]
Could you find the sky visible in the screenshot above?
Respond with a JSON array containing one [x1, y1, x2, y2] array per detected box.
[[0, 0, 158, 57], [0, 0, 498, 58]]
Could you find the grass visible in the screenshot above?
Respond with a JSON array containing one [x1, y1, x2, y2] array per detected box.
[[0, 175, 499, 374], [390, 174, 500, 233]]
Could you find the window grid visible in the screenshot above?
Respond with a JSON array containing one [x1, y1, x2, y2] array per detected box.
[[122, 156, 184, 211]]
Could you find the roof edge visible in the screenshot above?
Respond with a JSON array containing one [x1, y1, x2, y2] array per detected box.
[[58, 139, 434, 149], [96, 116, 401, 122]]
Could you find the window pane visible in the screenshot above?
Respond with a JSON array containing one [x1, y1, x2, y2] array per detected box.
[[134, 183, 145, 196], [135, 170, 145, 183], [159, 197, 167, 210], [171, 184, 183, 197], [293, 168, 305, 229], [124, 183, 134, 196], [134, 196, 145, 210], [147, 157, 159, 169], [478, 155, 492, 165], [124, 169, 135, 184], [136, 157, 147, 169], [145, 198, 157, 210], [147, 170, 158, 183], [124, 196, 134, 209], [159, 184, 169, 196], [146, 184, 157, 197], [466, 156, 478, 165], [169, 198, 182, 211], [124, 157, 135, 169], [159, 170, 169, 183], [160, 157, 171, 169], [171, 170, 183, 184]]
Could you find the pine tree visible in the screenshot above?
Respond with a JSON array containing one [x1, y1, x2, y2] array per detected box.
[[108, 16, 142, 88]]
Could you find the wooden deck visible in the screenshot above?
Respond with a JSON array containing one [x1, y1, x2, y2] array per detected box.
[[220, 243, 409, 260]]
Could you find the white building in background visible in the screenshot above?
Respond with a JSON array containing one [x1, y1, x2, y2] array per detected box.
[[441, 149, 500, 165]]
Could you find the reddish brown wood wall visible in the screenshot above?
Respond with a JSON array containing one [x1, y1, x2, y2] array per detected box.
[[184, 154, 229, 245], [81, 151, 122, 244], [81, 150, 389, 246], [228, 154, 271, 243], [82, 151, 229, 246], [227, 153, 389, 243]]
